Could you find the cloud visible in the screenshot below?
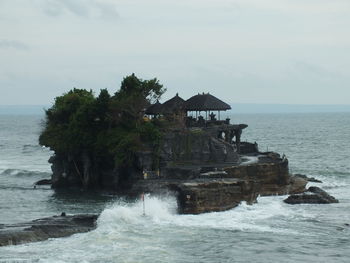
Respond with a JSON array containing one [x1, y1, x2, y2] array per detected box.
[[0, 0, 349, 105], [0, 39, 30, 50], [40, 0, 118, 19]]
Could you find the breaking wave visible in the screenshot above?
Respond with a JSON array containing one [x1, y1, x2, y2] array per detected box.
[[96, 194, 301, 235]]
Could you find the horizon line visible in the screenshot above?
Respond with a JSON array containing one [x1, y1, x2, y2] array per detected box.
[[1, 103, 350, 106]]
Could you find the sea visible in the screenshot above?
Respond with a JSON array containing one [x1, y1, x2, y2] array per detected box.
[[0, 112, 349, 263]]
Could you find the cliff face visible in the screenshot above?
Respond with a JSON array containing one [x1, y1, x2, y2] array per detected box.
[[159, 129, 240, 166], [49, 127, 240, 190]]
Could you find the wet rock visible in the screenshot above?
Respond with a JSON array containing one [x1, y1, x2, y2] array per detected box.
[[287, 175, 308, 194], [224, 158, 308, 196], [0, 214, 98, 247], [170, 179, 259, 214], [284, 186, 339, 204]]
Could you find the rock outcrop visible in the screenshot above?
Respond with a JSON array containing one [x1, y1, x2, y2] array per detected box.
[[284, 186, 339, 204], [49, 127, 241, 190], [171, 179, 259, 214], [124, 152, 309, 214], [0, 214, 97, 247], [223, 156, 307, 196]]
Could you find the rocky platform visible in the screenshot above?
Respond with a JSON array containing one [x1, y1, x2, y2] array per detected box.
[[128, 153, 309, 214], [0, 214, 97, 247], [284, 186, 339, 204]]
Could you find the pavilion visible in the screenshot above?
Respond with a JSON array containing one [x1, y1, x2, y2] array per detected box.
[[183, 93, 231, 121], [160, 93, 185, 115], [145, 100, 163, 117], [145, 92, 232, 126]]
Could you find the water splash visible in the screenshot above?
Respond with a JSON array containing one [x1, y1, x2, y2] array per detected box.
[[0, 195, 335, 262], [97, 194, 178, 230], [95, 194, 300, 235]]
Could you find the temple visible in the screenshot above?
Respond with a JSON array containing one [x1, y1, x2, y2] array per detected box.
[[145, 92, 249, 154]]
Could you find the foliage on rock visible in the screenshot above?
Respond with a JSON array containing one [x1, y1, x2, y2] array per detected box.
[[39, 74, 166, 187]]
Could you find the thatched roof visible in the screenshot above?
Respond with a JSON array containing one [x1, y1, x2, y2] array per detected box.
[[184, 93, 231, 111], [145, 100, 163, 115], [161, 93, 185, 114]]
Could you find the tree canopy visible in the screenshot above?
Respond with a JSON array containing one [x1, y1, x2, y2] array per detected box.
[[39, 74, 166, 171]]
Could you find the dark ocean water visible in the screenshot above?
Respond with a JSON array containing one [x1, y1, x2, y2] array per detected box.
[[0, 113, 349, 263]]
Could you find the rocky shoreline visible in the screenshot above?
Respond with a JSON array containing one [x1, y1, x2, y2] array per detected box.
[[126, 152, 311, 214], [0, 214, 97, 247], [1, 159, 338, 247]]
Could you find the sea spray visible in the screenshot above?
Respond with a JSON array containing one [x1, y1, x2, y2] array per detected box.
[[97, 194, 178, 230], [96, 195, 301, 235]]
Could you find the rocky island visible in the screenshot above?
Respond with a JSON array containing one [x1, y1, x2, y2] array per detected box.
[[0, 74, 338, 246], [39, 74, 338, 212]]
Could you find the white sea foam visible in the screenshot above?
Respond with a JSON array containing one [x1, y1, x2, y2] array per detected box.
[[97, 195, 177, 231], [95, 195, 301, 235], [0, 194, 342, 262]]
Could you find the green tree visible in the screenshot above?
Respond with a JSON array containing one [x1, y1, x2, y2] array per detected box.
[[39, 74, 165, 189]]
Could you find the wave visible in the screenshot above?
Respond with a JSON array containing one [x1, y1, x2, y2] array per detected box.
[[97, 195, 177, 228], [0, 168, 50, 177], [96, 194, 301, 236], [0, 195, 314, 262]]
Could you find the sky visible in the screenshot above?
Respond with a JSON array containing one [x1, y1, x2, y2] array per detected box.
[[0, 0, 350, 106]]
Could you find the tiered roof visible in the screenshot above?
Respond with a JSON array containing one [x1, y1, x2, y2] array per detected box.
[[145, 93, 231, 115]]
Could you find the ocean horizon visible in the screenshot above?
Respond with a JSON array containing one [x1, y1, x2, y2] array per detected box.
[[1, 104, 350, 115]]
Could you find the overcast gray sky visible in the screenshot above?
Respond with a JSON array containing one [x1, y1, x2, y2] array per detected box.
[[0, 0, 349, 105]]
